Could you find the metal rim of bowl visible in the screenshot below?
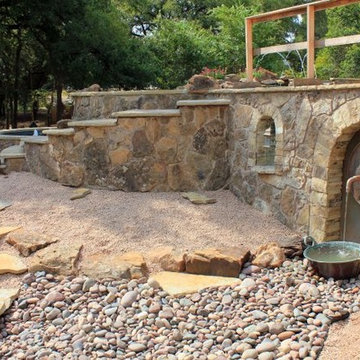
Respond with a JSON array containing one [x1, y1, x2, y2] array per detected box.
[[303, 241, 360, 264]]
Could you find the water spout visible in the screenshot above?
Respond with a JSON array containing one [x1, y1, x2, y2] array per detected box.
[[346, 175, 360, 193]]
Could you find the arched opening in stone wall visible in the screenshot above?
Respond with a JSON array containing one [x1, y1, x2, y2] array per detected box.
[[311, 115, 360, 242], [255, 117, 276, 166], [341, 130, 360, 242]]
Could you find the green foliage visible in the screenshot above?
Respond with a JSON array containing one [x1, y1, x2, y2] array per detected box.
[[147, 19, 217, 88]]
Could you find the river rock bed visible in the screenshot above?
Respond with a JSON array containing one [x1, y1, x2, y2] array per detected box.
[[0, 259, 359, 360]]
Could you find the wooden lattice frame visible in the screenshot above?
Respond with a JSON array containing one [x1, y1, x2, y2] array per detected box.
[[246, 0, 360, 80]]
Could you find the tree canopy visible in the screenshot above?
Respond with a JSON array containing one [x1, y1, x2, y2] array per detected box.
[[1, 0, 359, 127]]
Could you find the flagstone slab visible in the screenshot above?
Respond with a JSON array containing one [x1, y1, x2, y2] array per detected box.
[[0, 254, 27, 274], [149, 271, 241, 296], [29, 243, 82, 275], [0, 288, 20, 316], [181, 192, 216, 205], [0, 226, 22, 238], [70, 188, 91, 200], [80, 252, 147, 280], [0, 200, 12, 211], [7, 230, 58, 257]]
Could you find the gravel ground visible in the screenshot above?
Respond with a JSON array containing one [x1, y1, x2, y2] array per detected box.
[[1, 260, 359, 360], [0, 172, 296, 288]]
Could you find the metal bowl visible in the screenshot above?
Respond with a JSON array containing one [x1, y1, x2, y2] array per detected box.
[[303, 238, 360, 279]]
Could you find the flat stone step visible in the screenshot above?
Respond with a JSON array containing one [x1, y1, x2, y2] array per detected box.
[[112, 109, 181, 118], [177, 99, 231, 107], [68, 119, 117, 127], [22, 137, 49, 145], [43, 128, 75, 136], [0, 145, 25, 159], [0, 165, 6, 170]]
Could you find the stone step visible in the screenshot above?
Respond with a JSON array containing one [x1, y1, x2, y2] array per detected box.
[[177, 99, 231, 107], [0, 145, 25, 159], [43, 128, 75, 136], [0, 164, 6, 170], [22, 137, 49, 145], [111, 109, 181, 118], [68, 119, 117, 127]]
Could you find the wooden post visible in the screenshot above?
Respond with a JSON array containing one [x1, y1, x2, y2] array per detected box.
[[307, 5, 315, 78], [245, 18, 254, 81]]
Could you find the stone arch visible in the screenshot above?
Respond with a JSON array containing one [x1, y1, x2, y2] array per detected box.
[[248, 104, 284, 173], [310, 98, 360, 241]]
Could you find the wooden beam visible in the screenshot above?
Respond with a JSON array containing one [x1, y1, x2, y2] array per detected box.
[[247, 0, 360, 24], [254, 34, 360, 56], [307, 5, 315, 78], [245, 18, 254, 80]]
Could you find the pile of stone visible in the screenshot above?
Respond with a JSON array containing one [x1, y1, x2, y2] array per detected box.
[[0, 259, 359, 359]]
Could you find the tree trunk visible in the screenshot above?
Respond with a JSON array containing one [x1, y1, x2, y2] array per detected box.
[[55, 81, 64, 123], [12, 29, 22, 129]]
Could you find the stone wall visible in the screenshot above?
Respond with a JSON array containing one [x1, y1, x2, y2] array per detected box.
[[204, 85, 360, 241], [72, 90, 195, 120], [26, 104, 229, 192], [25, 85, 360, 241]]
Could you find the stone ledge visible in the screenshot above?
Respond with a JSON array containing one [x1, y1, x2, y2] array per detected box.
[[0, 145, 25, 159], [177, 99, 231, 107], [43, 128, 75, 136], [252, 165, 277, 174], [22, 137, 49, 144], [112, 109, 181, 118], [70, 89, 187, 97], [68, 119, 118, 127]]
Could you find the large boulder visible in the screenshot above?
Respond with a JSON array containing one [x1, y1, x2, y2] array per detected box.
[[7, 230, 58, 257], [184, 247, 250, 277], [185, 75, 218, 93], [252, 242, 285, 268], [29, 242, 82, 275], [80, 252, 147, 280], [147, 246, 186, 272]]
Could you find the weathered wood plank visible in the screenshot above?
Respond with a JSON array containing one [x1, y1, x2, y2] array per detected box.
[[307, 5, 315, 79], [245, 18, 254, 80], [248, 0, 360, 24], [254, 34, 360, 56]]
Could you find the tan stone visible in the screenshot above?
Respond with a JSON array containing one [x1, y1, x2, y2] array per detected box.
[[147, 246, 186, 272], [109, 148, 130, 165], [87, 127, 104, 139], [70, 188, 91, 200], [185, 247, 250, 277], [181, 192, 217, 205], [252, 242, 285, 268], [149, 271, 241, 296], [0, 226, 22, 238], [0, 254, 27, 274], [155, 137, 177, 162], [29, 243, 83, 275], [6, 230, 58, 257], [80, 252, 147, 280], [0, 288, 20, 316]]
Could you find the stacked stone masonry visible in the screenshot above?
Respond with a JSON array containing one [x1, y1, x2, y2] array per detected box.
[[22, 85, 360, 241]]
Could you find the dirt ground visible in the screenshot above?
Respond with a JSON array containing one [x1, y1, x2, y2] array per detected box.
[[320, 312, 360, 360], [0, 172, 296, 285], [0, 172, 357, 357]]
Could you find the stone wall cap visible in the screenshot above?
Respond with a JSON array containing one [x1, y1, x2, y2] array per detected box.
[[177, 99, 231, 107], [112, 109, 181, 118], [43, 128, 75, 136], [22, 137, 49, 144], [70, 89, 188, 97], [68, 119, 118, 127], [209, 82, 360, 94]]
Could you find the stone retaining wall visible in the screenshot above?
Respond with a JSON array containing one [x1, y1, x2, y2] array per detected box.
[[25, 85, 360, 240]]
